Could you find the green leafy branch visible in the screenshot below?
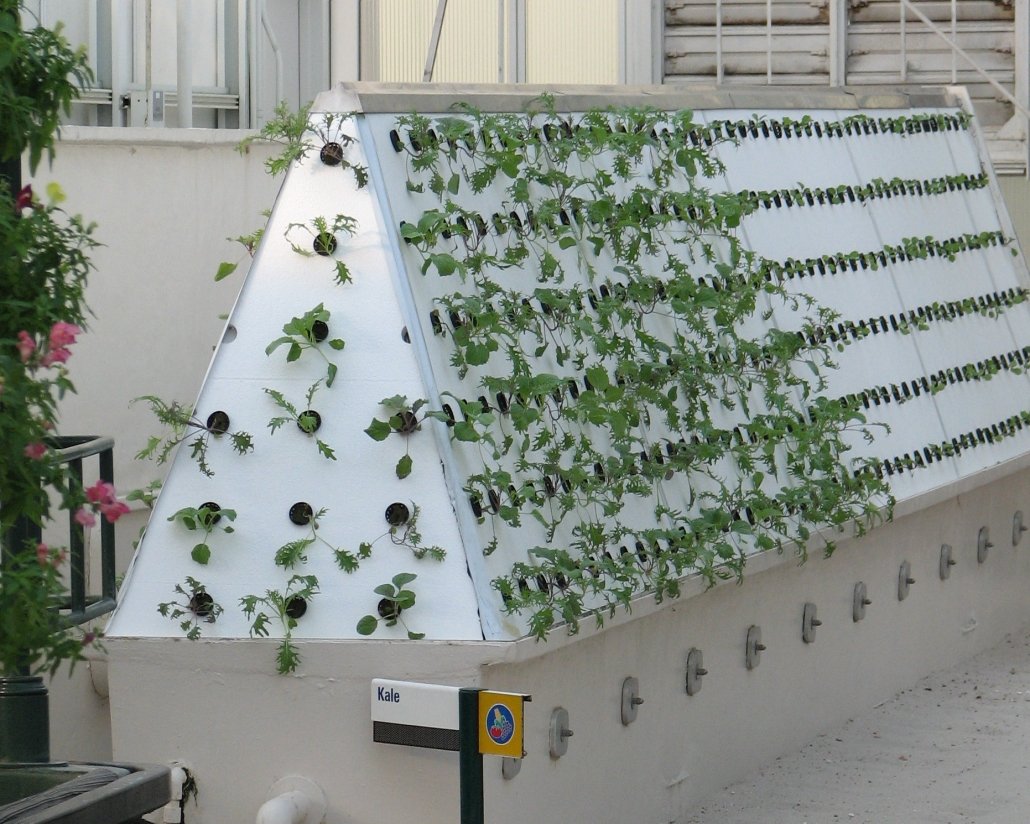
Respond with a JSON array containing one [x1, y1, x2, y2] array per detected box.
[[133, 395, 254, 478], [266, 303, 346, 387], [275, 506, 372, 572], [167, 504, 237, 565], [157, 577, 223, 640], [356, 573, 425, 639], [264, 379, 336, 460], [364, 395, 436, 479], [240, 574, 319, 674]]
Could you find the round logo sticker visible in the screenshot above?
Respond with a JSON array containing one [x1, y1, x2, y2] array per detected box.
[[485, 703, 515, 746]]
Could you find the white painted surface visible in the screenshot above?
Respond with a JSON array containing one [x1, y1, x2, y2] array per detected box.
[[370, 679, 460, 728], [105, 469, 1030, 823]]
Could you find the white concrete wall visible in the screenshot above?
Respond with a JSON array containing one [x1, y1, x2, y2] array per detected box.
[[104, 467, 1030, 822], [23, 129, 279, 762]]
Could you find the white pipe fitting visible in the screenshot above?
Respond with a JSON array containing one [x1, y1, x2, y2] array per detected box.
[[256, 777, 326, 824]]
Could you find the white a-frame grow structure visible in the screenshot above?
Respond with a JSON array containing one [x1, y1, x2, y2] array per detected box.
[[107, 85, 1030, 824]]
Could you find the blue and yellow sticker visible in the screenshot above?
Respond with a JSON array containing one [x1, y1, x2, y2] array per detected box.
[[478, 691, 525, 758]]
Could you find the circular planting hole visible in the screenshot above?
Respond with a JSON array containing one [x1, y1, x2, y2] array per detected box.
[[297, 410, 322, 434], [289, 501, 314, 526], [205, 410, 230, 435], [311, 320, 329, 343], [189, 591, 215, 618], [285, 597, 307, 620], [378, 598, 401, 620], [313, 234, 337, 257], [395, 410, 419, 434], [198, 502, 222, 527], [385, 502, 410, 526], [319, 141, 344, 166]]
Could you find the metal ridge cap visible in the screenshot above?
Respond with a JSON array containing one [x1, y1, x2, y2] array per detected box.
[[314, 82, 957, 114]]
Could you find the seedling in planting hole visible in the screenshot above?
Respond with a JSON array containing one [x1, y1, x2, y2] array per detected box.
[[356, 572, 425, 639], [158, 577, 223, 640], [266, 303, 346, 387], [241, 574, 319, 674], [264, 379, 336, 460], [364, 395, 436, 478], [284, 214, 358, 285], [275, 505, 372, 572], [167, 503, 237, 565], [133, 396, 253, 477]]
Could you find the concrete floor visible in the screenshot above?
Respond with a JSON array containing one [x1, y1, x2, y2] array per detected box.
[[684, 626, 1030, 824]]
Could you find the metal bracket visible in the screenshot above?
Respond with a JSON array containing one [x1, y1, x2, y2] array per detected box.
[[853, 581, 871, 622], [802, 602, 821, 644], [620, 677, 644, 726], [745, 625, 765, 670], [549, 708, 572, 759], [501, 757, 521, 780], [977, 526, 993, 564], [940, 543, 956, 580], [898, 560, 915, 601], [1014, 511, 1027, 547], [685, 648, 706, 696]]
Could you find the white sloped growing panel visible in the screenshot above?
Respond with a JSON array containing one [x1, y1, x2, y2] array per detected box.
[[110, 85, 1030, 652]]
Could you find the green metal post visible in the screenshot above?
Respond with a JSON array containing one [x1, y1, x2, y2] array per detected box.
[[458, 688, 483, 824]]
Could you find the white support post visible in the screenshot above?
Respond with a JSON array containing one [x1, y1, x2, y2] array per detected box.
[[506, 0, 524, 84], [716, 0, 723, 84], [622, 0, 661, 85], [829, 0, 847, 86], [329, 0, 360, 83], [900, 0, 907, 81], [766, 0, 772, 83], [176, 0, 193, 127], [1015, 0, 1030, 175], [423, 0, 448, 82]]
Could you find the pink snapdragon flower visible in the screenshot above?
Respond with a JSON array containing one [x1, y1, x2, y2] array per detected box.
[[83, 479, 130, 524], [36, 543, 50, 566], [39, 322, 80, 367], [73, 508, 97, 528], [48, 322, 80, 349], [16, 331, 36, 363], [15, 185, 32, 210], [23, 442, 47, 460]]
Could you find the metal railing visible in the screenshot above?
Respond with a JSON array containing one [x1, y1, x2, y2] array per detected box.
[[5, 436, 119, 629]]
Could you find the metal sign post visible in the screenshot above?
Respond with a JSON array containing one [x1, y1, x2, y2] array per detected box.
[[372, 679, 528, 824]]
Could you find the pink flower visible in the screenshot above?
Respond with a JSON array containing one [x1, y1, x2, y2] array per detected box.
[[36, 543, 49, 566], [40, 347, 71, 367], [81, 631, 96, 647], [99, 499, 130, 523], [48, 322, 80, 350], [16, 331, 35, 363], [73, 508, 96, 528], [15, 185, 32, 210], [85, 480, 116, 505], [84, 479, 130, 523], [23, 442, 46, 461]]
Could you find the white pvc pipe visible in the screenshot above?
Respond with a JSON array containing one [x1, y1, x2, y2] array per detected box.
[[176, 0, 193, 127], [256, 790, 310, 824]]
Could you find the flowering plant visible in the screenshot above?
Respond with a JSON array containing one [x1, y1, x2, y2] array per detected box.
[[0, 10, 122, 676]]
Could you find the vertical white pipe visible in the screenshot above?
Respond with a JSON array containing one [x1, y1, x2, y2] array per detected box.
[[144, 0, 152, 125], [900, 0, 907, 81], [716, 0, 723, 83], [497, 0, 505, 82], [766, 0, 772, 83], [950, 0, 957, 83], [423, 0, 448, 82], [176, 0, 193, 127]]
